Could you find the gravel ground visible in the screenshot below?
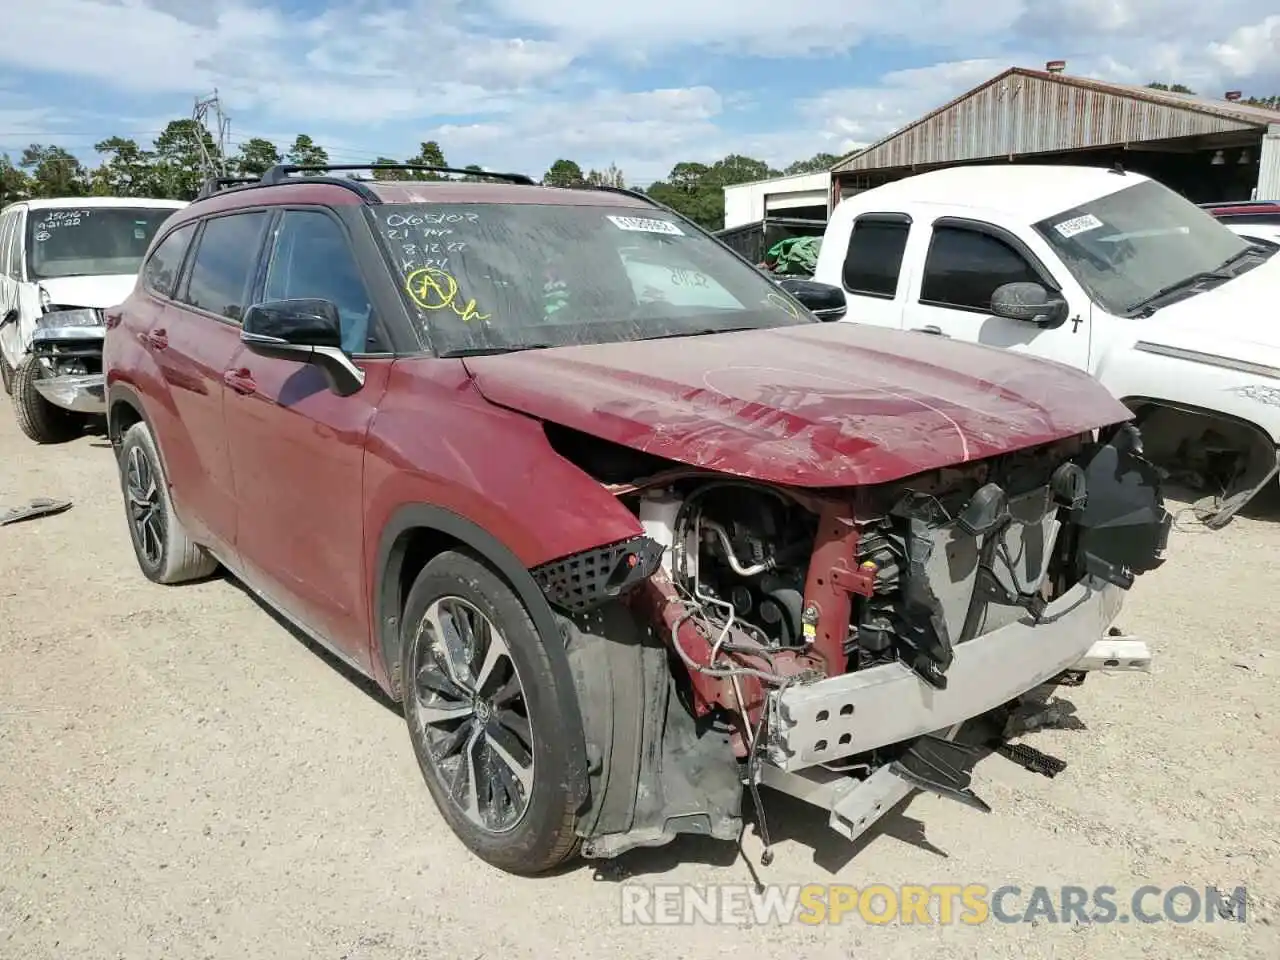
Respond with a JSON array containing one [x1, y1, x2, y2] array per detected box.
[[1, 410, 1278, 960]]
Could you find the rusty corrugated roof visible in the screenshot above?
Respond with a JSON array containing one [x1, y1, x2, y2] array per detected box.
[[832, 67, 1280, 173]]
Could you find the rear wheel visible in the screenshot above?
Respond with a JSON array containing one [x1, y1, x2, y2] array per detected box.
[[12, 355, 81, 443], [401, 550, 581, 875], [117, 421, 219, 584]]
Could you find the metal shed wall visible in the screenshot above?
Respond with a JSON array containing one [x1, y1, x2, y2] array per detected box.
[[834, 69, 1267, 173]]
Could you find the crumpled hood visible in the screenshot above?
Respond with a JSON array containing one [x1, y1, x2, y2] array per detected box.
[[37, 274, 138, 311], [463, 323, 1132, 487], [1137, 255, 1280, 368]]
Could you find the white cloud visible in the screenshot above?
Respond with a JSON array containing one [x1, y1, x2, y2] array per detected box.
[[1209, 15, 1280, 79], [486, 0, 1026, 57]]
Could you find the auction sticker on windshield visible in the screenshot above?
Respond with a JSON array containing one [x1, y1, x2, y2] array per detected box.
[[607, 215, 685, 236], [1053, 213, 1104, 239]]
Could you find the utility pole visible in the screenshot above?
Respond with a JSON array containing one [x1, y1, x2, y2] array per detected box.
[[191, 90, 231, 178]]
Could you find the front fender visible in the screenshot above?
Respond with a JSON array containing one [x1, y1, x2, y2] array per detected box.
[[1094, 345, 1280, 445]]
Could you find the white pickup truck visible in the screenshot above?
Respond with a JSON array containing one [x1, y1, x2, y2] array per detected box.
[[785, 165, 1280, 528]]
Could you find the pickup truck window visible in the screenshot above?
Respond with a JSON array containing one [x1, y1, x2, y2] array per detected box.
[[920, 225, 1040, 311], [842, 217, 909, 298], [1033, 179, 1252, 316]]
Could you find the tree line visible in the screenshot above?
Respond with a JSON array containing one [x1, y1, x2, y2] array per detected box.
[[0, 115, 841, 231], [4, 80, 1271, 229]]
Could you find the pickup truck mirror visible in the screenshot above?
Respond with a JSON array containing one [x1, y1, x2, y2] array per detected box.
[[990, 282, 1070, 328], [240, 298, 365, 397], [774, 278, 847, 321]]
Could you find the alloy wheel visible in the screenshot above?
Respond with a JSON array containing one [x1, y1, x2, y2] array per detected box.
[[410, 596, 535, 834], [125, 445, 165, 566]]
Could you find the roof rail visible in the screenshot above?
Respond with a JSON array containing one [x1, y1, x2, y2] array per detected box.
[[194, 175, 261, 200], [258, 162, 537, 187]]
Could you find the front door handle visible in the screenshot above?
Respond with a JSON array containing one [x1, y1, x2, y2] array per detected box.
[[222, 368, 256, 396], [143, 327, 168, 350], [912, 325, 950, 337]]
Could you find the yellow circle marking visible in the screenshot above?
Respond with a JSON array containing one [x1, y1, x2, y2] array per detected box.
[[405, 266, 491, 323]]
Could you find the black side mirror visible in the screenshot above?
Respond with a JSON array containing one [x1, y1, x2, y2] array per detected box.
[[775, 278, 846, 321], [240, 298, 364, 396], [990, 282, 1070, 328]]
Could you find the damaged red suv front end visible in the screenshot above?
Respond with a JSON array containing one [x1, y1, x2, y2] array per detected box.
[[106, 166, 1172, 877]]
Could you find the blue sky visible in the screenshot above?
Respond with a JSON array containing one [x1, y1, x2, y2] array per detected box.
[[1, 0, 1278, 186]]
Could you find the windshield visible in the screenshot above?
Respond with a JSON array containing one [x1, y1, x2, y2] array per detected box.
[[1032, 179, 1252, 315], [26, 207, 178, 280], [369, 202, 814, 355]]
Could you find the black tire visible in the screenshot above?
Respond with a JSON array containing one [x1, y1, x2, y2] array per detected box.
[[12, 355, 81, 443], [117, 421, 219, 584], [401, 550, 582, 875]]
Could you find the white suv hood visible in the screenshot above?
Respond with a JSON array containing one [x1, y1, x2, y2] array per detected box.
[[1138, 254, 1280, 368], [38, 274, 138, 310]]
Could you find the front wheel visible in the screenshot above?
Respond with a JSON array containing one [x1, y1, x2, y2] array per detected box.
[[401, 550, 582, 875], [12, 355, 81, 443]]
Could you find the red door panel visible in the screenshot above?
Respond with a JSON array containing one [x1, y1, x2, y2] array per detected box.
[[222, 350, 391, 669], [144, 304, 241, 556]]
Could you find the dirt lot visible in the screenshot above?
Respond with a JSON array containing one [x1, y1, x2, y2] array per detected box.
[[1, 409, 1278, 960]]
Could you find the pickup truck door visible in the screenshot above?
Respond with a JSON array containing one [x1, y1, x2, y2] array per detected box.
[[900, 217, 1092, 372], [823, 212, 912, 329]]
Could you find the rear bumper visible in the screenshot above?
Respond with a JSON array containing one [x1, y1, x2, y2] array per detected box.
[[766, 576, 1125, 772], [31, 373, 105, 414]]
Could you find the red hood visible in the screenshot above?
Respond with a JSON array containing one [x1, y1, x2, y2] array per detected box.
[[462, 323, 1131, 487]]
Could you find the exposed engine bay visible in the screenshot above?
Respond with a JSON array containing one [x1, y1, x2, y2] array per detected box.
[[535, 422, 1172, 862]]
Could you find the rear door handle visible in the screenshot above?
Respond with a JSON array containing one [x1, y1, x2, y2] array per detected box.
[[222, 368, 256, 396], [912, 325, 949, 337], [142, 328, 168, 350]]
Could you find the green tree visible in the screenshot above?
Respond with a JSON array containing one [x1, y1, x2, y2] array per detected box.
[[1242, 94, 1279, 110], [90, 137, 159, 197], [1146, 81, 1197, 94], [152, 119, 219, 200], [406, 140, 448, 179], [20, 145, 88, 197], [543, 158, 585, 187], [286, 134, 329, 175], [785, 152, 840, 175], [234, 137, 283, 177], [585, 163, 626, 188], [643, 155, 775, 230], [371, 155, 412, 180], [1, 153, 32, 207]]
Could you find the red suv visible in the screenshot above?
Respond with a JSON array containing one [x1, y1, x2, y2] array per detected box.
[[104, 163, 1172, 875]]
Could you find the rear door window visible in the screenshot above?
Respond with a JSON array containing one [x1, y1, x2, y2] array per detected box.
[[141, 223, 196, 299], [842, 216, 910, 298], [0, 212, 12, 279], [179, 212, 269, 322], [4, 210, 23, 280]]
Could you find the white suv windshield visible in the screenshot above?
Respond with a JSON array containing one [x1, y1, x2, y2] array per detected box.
[[1032, 179, 1252, 316], [27, 207, 178, 280], [369, 202, 813, 355]]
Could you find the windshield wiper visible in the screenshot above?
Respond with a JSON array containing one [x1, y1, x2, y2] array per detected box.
[[634, 326, 764, 342], [439, 344, 555, 358], [1125, 271, 1232, 316]]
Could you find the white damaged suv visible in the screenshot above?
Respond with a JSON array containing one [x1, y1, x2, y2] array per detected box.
[[0, 196, 186, 443]]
